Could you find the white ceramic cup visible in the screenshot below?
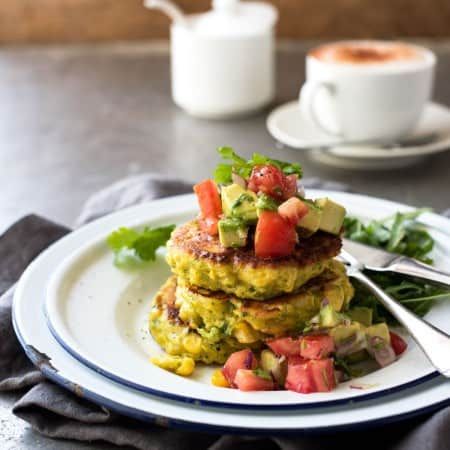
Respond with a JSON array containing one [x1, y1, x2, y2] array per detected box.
[[299, 41, 436, 141]]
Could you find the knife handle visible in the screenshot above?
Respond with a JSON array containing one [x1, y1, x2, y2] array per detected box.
[[348, 267, 450, 377], [390, 256, 450, 288]]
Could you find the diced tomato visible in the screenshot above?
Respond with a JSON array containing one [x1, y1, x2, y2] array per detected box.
[[234, 369, 274, 391], [300, 335, 335, 360], [288, 355, 307, 365], [222, 349, 258, 386], [193, 179, 222, 236], [278, 197, 309, 226], [308, 359, 336, 392], [389, 331, 408, 356], [267, 337, 301, 357], [248, 165, 286, 200], [285, 360, 316, 394], [285, 358, 336, 394], [254, 211, 297, 258], [198, 216, 219, 235], [248, 166, 299, 200], [283, 174, 299, 199]]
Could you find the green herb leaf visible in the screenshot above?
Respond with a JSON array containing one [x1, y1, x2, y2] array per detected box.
[[214, 147, 302, 184], [351, 273, 450, 324], [107, 227, 140, 252], [255, 193, 279, 211], [344, 209, 450, 324], [343, 209, 433, 263], [107, 224, 175, 269]]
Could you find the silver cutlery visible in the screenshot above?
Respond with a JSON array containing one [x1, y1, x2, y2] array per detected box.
[[339, 247, 450, 377], [343, 238, 450, 288]]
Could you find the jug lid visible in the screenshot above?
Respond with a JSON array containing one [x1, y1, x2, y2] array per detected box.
[[180, 0, 278, 37]]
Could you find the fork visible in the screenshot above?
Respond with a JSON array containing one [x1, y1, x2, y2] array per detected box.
[[339, 249, 450, 377]]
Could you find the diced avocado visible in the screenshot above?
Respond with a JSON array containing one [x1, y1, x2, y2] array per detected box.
[[329, 323, 363, 346], [218, 218, 248, 248], [316, 198, 346, 235], [345, 349, 370, 363], [260, 349, 287, 387], [366, 323, 391, 344], [319, 304, 344, 328], [221, 184, 257, 223], [256, 193, 279, 215], [347, 358, 380, 377], [297, 199, 323, 237], [347, 307, 373, 327], [334, 328, 368, 358]]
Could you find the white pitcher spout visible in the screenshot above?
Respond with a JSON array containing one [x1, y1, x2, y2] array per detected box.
[[144, 0, 187, 25]]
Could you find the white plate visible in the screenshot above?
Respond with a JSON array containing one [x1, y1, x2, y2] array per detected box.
[[42, 192, 450, 409], [267, 101, 450, 169], [13, 191, 450, 433]]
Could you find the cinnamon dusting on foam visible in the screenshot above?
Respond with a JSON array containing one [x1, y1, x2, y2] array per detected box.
[[310, 41, 425, 65]]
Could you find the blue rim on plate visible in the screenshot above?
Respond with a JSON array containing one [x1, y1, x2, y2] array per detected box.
[[13, 309, 450, 435], [10, 190, 450, 434], [43, 299, 439, 411]]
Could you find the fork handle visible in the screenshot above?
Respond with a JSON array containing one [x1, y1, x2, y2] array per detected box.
[[348, 267, 450, 377], [389, 256, 450, 288]]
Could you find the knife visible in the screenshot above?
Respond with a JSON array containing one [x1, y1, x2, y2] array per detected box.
[[339, 248, 450, 377], [343, 238, 450, 288]]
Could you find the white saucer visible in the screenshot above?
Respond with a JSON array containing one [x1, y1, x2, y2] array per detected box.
[[267, 101, 450, 170]]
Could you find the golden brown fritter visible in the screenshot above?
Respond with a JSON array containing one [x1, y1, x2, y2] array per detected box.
[[166, 220, 342, 300], [149, 260, 354, 363]]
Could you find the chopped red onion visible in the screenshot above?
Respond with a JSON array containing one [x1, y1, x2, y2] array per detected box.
[[231, 173, 246, 188], [297, 183, 305, 198], [368, 336, 396, 368], [243, 351, 254, 369], [336, 331, 367, 357]]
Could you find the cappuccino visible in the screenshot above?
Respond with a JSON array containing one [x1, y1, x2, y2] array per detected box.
[[300, 41, 435, 140], [310, 41, 425, 67]]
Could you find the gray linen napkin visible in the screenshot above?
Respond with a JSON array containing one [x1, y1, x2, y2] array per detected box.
[[1, 173, 449, 450]]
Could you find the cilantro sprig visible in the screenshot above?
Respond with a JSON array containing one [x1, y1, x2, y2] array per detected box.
[[344, 209, 450, 323], [214, 147, 303, 185], [107, 225, 175, 269]]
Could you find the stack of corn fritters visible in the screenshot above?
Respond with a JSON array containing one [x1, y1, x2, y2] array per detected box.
[[149, 220, 354, 364]]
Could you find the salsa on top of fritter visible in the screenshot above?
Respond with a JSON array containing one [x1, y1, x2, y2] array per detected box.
[[191, 146, 346, 258], [165, 147, 347, 300]]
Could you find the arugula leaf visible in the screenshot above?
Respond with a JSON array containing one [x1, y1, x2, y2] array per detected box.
[[214, 147, 302, 184], [344, 209, 450, 323], [344, 208, 433, 263], [107, 225, 175, 269], [351, 273, 450, 324]]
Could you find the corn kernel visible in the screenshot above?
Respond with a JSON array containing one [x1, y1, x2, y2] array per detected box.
[[182, 333, 202, 354], [175, 357, 195, 376], [151, 355, 195, 377], [211, 369, 230, 388], [151, 355, 179, 371], [149, 309, 161, 320], [233, 321, 259, 344]]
